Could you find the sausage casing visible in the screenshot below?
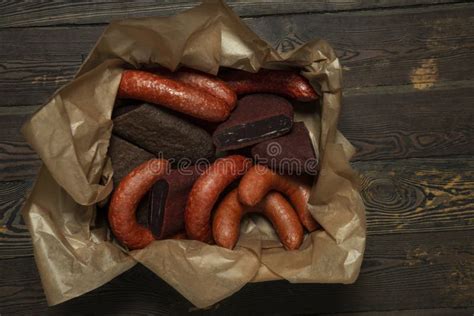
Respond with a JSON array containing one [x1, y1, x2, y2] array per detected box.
[[185, 155, 252, 242], [213, 189, 303, 250], [108, 159, 169, 250], [238, 164, 319, 232], [220, 69, 318, 102], [118, 70, 230, 122], [170, 68, 237, 110]]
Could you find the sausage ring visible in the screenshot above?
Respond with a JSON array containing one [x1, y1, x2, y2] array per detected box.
[[238, 164, 319, 232], [108, 159, 169, 250], [213, 189, 304, 250], [185, 155, 252, 242]]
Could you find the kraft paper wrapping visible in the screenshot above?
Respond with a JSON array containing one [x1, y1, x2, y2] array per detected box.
[[21, 0, 366, 308]]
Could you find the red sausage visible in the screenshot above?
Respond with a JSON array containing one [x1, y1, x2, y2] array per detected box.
[[118, 70, 230, 122], [238, 164, 319, 232], [213, 189, 303, 250], [185, 155, 252, 242], [220, 69, 318, 102], [108, 159, 169, 250], [169, 68, 237, 110]]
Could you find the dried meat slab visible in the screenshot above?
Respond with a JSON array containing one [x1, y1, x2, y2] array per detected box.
[[213, 94, 293, 151], [113, 103, 215, 163]]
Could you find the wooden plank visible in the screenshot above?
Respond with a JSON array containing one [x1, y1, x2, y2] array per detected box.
[[0, 106, 41, 182], [1, 3, 473, 106], [0, 26, 102, 107], [246, 3, 474, 89], [0, 179, 34, 259], [0, 0, 462, 28], [341, 81, 474, 161], [354, 157, 474, 235], [0, 141, 40, 182], [326, 307, 474, 315], [2, 157, 472, 259], [0, 230, 472, 314], [0, 106, 38, 143]]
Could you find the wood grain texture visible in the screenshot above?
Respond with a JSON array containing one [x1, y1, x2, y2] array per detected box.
[[326, 307, 474, 315], [0, 107, 41, 181], [0, 26, 102, 107], [0, 0, 463, 28], [341, 82, 474, 161], [0, 230, 472, 314], [354, 157, 474, 235], [0, 179, 34, 259], [1, 3, 473, 107], [0, 141, 40, 182], [2, 157, 472, 259], [246, 3, 474, 89]]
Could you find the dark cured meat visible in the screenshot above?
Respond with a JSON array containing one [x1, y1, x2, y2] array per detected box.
[[251, 122, 318, 175], [148, 167, 202, 239], [113, 103, 215, 162], [108, 135, 155, 187], [212, 94, 293, 151]]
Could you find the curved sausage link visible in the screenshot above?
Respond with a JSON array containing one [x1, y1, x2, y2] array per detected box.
[[260, 191, 304, 250], [213, 189, 303, 250], [170, 68, 237, 110], [185, 155, 252, 242], [238, 164, 319, 232], [108, 159, 169, 249], [212, 189, 247, 249], [118, 70, 230, 122], [220, 69, 318, 102]]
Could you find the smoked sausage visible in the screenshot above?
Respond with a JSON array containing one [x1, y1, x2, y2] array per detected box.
[[185, 155, 252, 242], [118, 70, 230, 122], [238, 164, 319, 232], [108, 159, 169, 250], [220, 69, 318, 102], [213, 189, 303, 250], [169, 68, 237, 110]]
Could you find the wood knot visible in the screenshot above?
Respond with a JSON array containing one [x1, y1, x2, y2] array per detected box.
[[275, 34, 305, 53], [362, 176, 424, 213]]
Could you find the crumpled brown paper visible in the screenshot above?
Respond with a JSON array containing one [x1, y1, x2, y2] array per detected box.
[[21, 0, 366, 308]]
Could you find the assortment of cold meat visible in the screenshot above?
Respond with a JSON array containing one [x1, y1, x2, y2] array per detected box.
[[108, 67, 321, 251]]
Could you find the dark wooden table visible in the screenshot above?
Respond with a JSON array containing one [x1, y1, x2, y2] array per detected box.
[[1, 1, 473, 315]]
